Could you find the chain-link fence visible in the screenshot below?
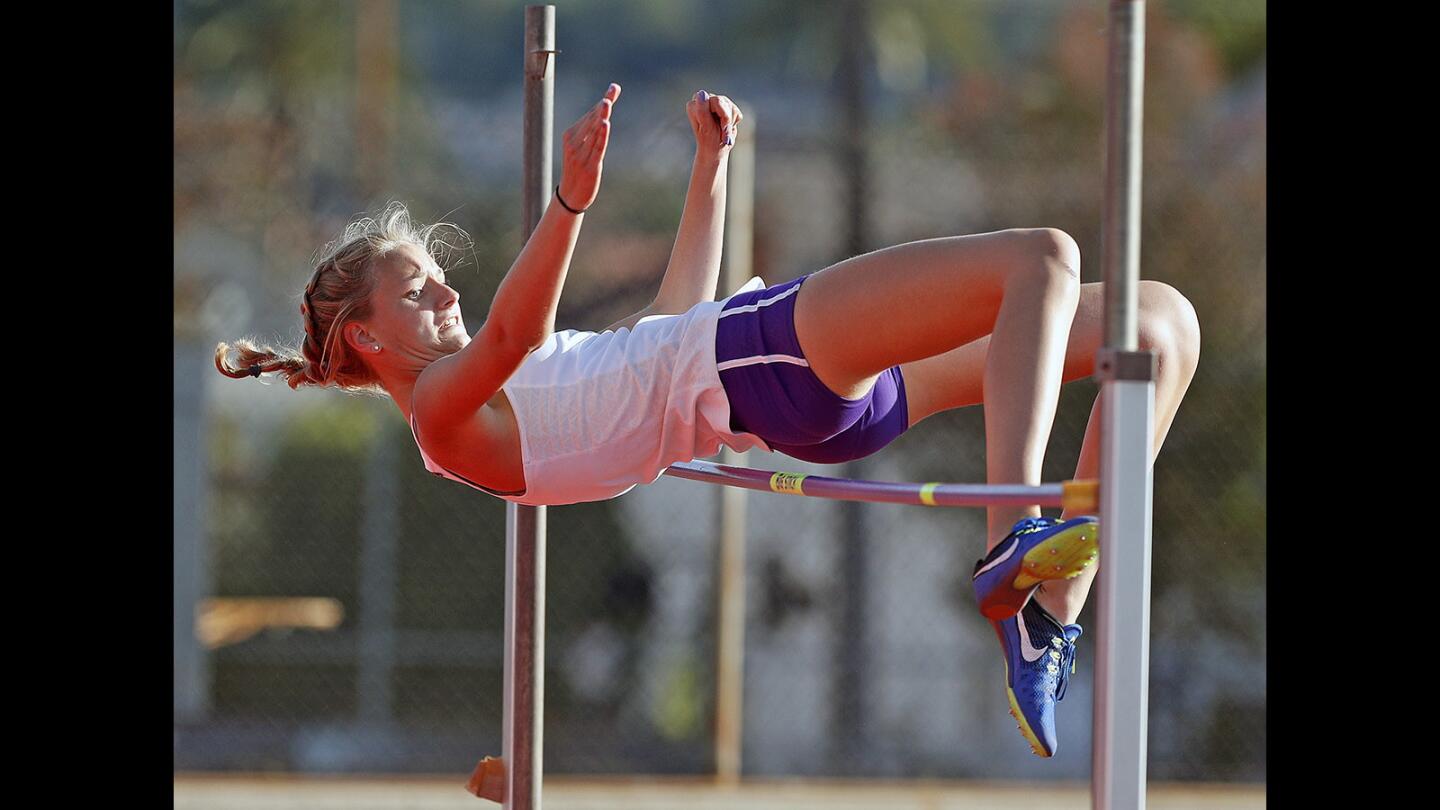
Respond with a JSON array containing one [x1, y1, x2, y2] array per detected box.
[[175, 0, 1264, 784]]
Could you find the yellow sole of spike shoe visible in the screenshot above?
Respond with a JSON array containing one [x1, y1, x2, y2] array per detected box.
[[1006, 688, 1052, 757], [1011, 523, 1099, 591]]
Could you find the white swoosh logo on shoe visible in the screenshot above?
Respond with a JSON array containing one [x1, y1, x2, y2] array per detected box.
[[1016, 610, 1049, 663], [974, 538, 1019, 578]]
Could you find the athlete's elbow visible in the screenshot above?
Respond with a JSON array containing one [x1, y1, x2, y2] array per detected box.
[[523, 328, 552, 351], [478, 321, 544, 361], [488, 318, 550, 352]]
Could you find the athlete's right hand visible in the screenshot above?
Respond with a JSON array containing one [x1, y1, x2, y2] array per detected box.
[[557, 83, 621, 213]]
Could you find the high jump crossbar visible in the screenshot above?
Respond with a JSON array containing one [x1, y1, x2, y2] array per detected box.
[[664, 461, 1099, 512], [485, 4, 1155, 810]]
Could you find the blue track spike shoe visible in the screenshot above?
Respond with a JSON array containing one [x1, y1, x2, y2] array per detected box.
[[972, 516, 1099, 621], [993, 599, 1083, 757]]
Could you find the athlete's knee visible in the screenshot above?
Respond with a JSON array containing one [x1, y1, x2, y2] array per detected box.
[[1137, 281, 1201, 381], [1003, 227, 1081, 304], [1031, 227, 1082, 279]]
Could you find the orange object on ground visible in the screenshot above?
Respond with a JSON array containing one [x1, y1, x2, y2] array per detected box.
[[465, 756, 506, 803]]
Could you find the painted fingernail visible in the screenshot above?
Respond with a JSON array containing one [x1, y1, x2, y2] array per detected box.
[[724, 135, 733, 146], [699, 90, 709, 102]]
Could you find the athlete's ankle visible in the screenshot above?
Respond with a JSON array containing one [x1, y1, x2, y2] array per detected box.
[[1032, 586, 1080, 627]]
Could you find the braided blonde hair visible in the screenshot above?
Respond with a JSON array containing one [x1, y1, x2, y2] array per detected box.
[[215, 201, 469, 395]]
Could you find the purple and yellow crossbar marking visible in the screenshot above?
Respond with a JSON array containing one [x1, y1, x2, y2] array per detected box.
[[665, 461, 1098, 511]]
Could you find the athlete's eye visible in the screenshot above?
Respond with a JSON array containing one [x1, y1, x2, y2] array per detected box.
[[406, 289, 423, 301]]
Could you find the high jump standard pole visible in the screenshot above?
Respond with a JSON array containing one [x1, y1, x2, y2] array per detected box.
[[1093, 2, 1156, 809], [506, 7, 554, 810]]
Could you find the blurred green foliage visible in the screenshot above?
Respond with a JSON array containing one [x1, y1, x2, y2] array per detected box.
[[1166, 0, 1268, 76]]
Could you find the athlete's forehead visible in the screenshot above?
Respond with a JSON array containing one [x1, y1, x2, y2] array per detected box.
[[384, 244, 444, 282]]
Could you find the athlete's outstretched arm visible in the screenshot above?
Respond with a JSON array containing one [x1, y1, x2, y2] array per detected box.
[[652, 91, 744, 313], [489, 82, 622, 349], [418, 83, 620, 429]]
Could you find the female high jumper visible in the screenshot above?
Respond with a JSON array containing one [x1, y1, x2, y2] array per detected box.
[[217, 84, 1200, 758]]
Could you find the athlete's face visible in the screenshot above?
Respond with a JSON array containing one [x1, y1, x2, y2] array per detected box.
[[350, 243, 469, 372]]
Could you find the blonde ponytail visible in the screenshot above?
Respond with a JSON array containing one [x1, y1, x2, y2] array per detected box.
[[214, 339, 314, 389]]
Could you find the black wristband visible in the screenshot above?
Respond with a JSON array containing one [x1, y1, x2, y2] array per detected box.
[[554, 186, 588, 215], [248, 364, 263, 377]]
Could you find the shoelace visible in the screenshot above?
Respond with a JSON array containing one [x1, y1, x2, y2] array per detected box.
[[1012, 516, 1056, 536], [1055, 638, 1077, 701]]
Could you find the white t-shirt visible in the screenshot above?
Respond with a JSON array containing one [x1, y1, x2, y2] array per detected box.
[[410, 276, 773, 505]]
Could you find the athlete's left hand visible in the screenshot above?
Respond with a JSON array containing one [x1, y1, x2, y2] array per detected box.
[[687, 90, 744, 158]]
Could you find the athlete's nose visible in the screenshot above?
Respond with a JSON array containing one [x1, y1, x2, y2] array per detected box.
[[439, 281, 459, 309]]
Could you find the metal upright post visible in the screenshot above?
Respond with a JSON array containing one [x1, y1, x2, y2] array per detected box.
[[714, 110, 755, 786], [506, 7, 554, 810], [173, 337, 210, 721], [1092, 2, 1155, 810], [354, 0, 400, 730], [834, 0, 873, 769], [355, 0, 397, 201], [357, 432, 398, 726]]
